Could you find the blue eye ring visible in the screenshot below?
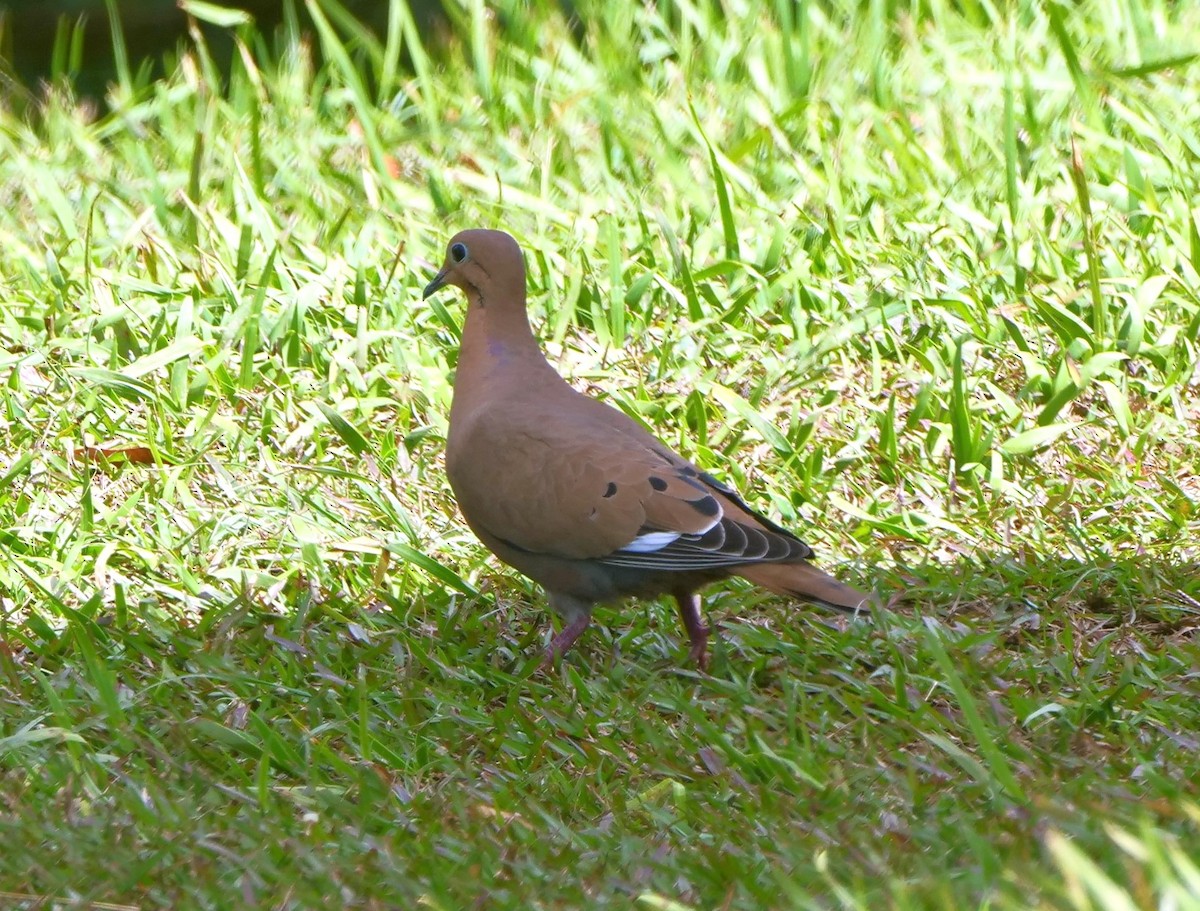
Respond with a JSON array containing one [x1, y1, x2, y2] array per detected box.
[[450, 242, 468, 263]]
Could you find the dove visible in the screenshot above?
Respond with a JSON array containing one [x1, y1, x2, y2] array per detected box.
[[422, 229, 870, 668]]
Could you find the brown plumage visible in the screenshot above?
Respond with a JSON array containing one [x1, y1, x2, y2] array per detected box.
[[422, 229, 871, 668]]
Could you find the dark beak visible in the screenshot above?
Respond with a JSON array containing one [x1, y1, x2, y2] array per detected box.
[[422, 269, 448, 299]]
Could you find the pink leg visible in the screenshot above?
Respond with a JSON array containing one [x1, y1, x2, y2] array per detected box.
[[542, 594, 592, 668], [675, 593, 710, 670]]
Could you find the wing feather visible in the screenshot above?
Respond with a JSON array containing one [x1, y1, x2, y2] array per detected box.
[[448, 400, 815, 571]]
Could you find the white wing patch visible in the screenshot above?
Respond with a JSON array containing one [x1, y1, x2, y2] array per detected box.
[[622, 531, 684, 553], [619, 507, 723, 554]]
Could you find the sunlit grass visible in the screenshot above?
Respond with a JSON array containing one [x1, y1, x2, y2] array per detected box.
[[1, 0, 1198, 907]]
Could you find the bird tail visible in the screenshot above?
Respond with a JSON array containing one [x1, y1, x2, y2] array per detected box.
[[737, 561, 872, 615]]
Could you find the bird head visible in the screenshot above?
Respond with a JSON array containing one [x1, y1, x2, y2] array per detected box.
[[422, 229, 523, 302]]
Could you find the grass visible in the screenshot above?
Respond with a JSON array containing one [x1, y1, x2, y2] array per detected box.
[[1, 0, 1199, 907]]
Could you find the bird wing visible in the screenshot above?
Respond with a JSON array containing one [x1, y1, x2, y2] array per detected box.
[[447, 402, 813, 569]]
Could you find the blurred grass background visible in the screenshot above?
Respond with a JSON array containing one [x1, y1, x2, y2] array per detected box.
[[0, 0, 440, 93], [1, 0, 1199, 908]]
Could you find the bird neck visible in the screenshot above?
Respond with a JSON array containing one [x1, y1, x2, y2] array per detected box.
[[453, 292, 565, 405]]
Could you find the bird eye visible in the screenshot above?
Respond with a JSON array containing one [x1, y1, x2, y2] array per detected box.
[[450, 242, 468, 263]]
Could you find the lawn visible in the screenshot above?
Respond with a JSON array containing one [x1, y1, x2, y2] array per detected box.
[[1, 0, 1198, 907]]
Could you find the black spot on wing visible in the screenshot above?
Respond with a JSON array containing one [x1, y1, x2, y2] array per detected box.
[[603, 482, 617, 498], [596, 461, 819, 570]]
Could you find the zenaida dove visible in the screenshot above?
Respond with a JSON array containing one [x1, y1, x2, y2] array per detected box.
[[423, 229, 871, 669]]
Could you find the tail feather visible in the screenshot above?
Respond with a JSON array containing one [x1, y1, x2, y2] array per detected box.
[[737, 561, 872, 615]]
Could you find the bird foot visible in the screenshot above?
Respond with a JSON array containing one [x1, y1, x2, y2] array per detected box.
[[686, 625, 711, 671]]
